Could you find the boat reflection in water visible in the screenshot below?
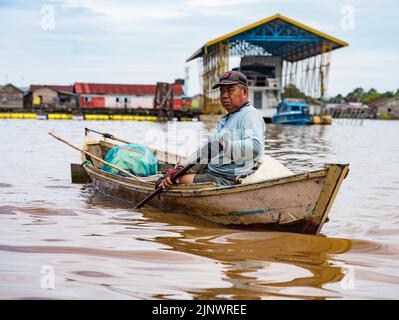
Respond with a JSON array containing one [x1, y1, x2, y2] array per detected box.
[[86, 192, 353, 300]]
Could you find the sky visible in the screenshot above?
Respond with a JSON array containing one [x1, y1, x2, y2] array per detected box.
[[1, 0, 398, 97]]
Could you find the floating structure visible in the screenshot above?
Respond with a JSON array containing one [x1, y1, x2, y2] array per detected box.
[[30, 85, 76, 109], [187, 13, 348, 122], [0, 80, 199, 120], [0, 84, 25, 109], [74, 81, 186, 110], [368, 97, 399, 119], [326, 103, 370, 119], [0, 112, 36, 119], [0, 112, 198, 122]]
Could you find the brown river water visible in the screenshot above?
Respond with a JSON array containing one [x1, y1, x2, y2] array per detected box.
[[0, 119, 398, 299]]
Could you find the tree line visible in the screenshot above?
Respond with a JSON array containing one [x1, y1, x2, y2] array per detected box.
[[283, 84, 398, 105], [328, 88, 399, 104]]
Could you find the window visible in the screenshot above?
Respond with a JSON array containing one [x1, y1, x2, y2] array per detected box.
[[124, 97, 128, 103], [291, 106, 300, 111], [85, 96, 91, 102], [116, 97, 120, 103], [254, 91, 262, 109]]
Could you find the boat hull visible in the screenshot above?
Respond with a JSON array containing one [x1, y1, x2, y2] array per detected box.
[[80, 138, 349, 235], [83, 163, 349, 235], [272, 114, 312, 125]]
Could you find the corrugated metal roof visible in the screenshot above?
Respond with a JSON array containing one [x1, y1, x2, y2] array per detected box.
[[0, 83, 25, 93], [187, 13, 348, 63], [368, 97, 397, 107], [29, 85, 74, 94], [74, 83, 184, 96]]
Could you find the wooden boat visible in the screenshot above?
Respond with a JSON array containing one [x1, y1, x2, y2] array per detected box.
[[272, 98, 313, 125], [80, 137, 349, 235]]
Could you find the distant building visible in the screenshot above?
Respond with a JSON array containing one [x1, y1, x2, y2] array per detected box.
[[186, 14, 348, 117], [368, 97, 399, 119], [74, 81, 184, 109], [29, 85, 76, 109], [326, 103, 370, 118], [233, 56, 281, 118], [191, 94, 203, 110], [0, 83, 25, 109]]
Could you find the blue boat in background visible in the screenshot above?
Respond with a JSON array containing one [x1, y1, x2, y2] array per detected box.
[[272, 99, 313, 125]]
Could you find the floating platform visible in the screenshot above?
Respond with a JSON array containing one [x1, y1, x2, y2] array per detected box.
[[0, 113, 37, 119], [311, 115, 333, 125], [0, 112, 199, 122]]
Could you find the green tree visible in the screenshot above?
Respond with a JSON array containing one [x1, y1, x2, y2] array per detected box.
[[283, 84, 302, 98], [345, 87, 365, 102], [359, 88, 381, 104], [382, 91, 394, 97], [367, 88, 378, 94]]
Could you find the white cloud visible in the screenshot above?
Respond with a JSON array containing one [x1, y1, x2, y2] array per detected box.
[[62, 0, 187, 23], [2, 0, 398, 95], [187, 0, 262, 7], [329, 49, 399, 95], [61, 0, 266, 25]]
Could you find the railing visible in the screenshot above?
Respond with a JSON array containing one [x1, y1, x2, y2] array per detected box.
[[247, 76, 280, 89]]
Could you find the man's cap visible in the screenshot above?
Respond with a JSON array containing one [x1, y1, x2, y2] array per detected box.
[[212, 71, 248, 89]]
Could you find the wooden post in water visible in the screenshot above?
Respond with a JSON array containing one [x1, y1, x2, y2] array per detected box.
[[71, 163, 90, 183]]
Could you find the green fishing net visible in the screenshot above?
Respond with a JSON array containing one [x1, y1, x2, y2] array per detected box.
[[102, 144, 158, 177]]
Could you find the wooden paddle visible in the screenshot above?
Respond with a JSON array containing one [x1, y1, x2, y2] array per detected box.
[[85, 127, 132, 145], [48, 132, 145, 182], [84, 127, 183, 165], [134, 163, 196, 209], [134, 139, 223, 209]]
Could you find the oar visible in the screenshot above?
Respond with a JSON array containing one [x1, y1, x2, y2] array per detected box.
[[85, 127, 158, 156], [85, 127, 132, 144], [48, 132, 145, 182], [134, 163, 195, 209], [134, 139, 223, 209]]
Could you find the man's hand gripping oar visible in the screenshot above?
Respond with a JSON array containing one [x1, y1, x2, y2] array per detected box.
[[134, 138, 224, 210]]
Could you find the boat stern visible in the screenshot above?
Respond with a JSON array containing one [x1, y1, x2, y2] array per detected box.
[[303, 163, 350, 234]]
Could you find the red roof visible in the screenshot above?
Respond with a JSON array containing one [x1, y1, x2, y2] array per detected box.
[[74, 82, 184, 96], [29, 85, 74, 94], [368, 97, 396, 107]]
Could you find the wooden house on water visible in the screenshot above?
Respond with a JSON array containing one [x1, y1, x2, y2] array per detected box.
[[0, 84, 25, 110], [29, 85, 76, 110]]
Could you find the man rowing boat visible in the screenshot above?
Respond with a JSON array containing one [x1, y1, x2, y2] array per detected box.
[[159, 70, 266, 188]]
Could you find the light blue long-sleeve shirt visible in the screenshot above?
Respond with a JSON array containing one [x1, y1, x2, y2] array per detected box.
[[207, 102, 266, 180]]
